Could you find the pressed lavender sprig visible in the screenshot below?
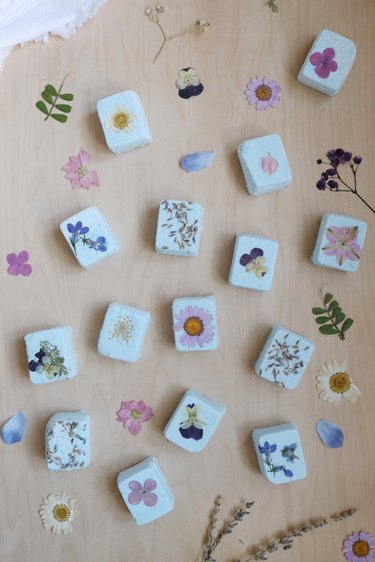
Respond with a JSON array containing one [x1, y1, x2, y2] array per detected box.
[[236, 508, 357, 562], [145, 4, 210, 63], [202, 496, 255, 562], [316, 149, 374, 214]]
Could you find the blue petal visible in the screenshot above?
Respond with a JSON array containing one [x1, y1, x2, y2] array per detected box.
[[67, 223, 75, 233], [2, 411, 28, 445], [283, 468, 293, 477], [80, 226, 89, 235], [316, 419, 344, 449], [269, 443, 277, 453], [180, 150, 216, 173]]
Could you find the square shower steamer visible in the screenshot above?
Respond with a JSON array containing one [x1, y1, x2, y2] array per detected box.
[[311, 212, 367, 272], [97, 302, 151, 363], [97, 90, 152, 154], [117, 456, 175, 525], [25, 325, 77, 384], [45, 410, 90, 471], [237, 134, 292, 196], [229, 234, 279, 291], [60, 206, 120, 268], [172, 295, 219, 351], [298, 29, 356, 96], [155, 199, 204, 257]]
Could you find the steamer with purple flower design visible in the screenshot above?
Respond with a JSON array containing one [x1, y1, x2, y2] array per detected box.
[[172, 295, 219, 351]]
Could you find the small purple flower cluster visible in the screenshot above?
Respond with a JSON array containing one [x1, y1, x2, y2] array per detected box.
[[316, 148, 362, 191]]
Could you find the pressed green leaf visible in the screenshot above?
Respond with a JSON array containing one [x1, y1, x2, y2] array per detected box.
[[45, 84, 58, 95], [35, 100, 48, 114], [329, 300, 339, 311], [335, 312, 346, 324], [41, 90, 53, 104], [319, 325, 339, 335], [315, 316, 331, 325], [324, 293, 333, 305], [51, 113, 68, 123], [55, 104, 71, 113], [59, 93, 74, 101], [341, 318, 354, 333], [331, 306, 341, 318], [312, 307, 326, 315]]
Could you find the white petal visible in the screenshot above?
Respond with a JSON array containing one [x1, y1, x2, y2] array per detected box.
[[332, 360, 341, 373]]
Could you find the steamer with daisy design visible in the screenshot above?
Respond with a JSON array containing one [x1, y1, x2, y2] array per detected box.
[[172, 295, 219, 351]]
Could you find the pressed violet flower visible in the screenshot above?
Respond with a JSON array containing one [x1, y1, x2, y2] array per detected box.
[[61, 148, 99, 190], [6, 251, 32, 276], [176, 67, 204, 99], [316, 360, 361, 406], [322, 226, 361, 266], [128, 480, 158, 506], [309, 48, 338, 79], [240, 248, 268, 278], [281, 444, 299, 463], [179, 403, 206, 440], [116, 400, 154, 436], [87, 236, 107, 252], [39, 492, 78, 534], [173, 305, 215, 349], [245, 76, 281, 110], [343, 530, 375, 561]]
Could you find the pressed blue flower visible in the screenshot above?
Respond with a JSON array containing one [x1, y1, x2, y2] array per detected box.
[[259, 441, 277, 455], [67, 221, 89, 235], [281, 443, 299, 463], [88, 236, 107, 252], [283, 467, 293, 477]]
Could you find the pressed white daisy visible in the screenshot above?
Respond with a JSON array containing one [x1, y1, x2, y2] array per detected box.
[[106, 107, 134, 133], [39, 492, 78, 534], [316, 360, 361, 406]]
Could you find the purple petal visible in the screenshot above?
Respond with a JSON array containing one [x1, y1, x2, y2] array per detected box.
[[143, 492, 158, 507], [2, 410, 28, 444]]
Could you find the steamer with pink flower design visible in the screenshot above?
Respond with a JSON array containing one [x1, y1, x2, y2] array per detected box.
[[172, 294, 219, 351]]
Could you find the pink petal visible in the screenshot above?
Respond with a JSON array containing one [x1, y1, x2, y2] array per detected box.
[[140, 407, 154, 423], [325, 226, 343, 243], [18, 250, 29, 263], [69, 155, 80, 169], [79, 175, 94, 190], [61, 161, 75, 173], [336, 247, 347, 266], [316, 65, 331, 79], [345, 242, 361, 261], [7, 264, 20, 276], [143, 479, 157, 492], [327, 60, 338, 72], [128, 491, 143, 505], [309, 52, 324, 66], [143, 492, 158, 507], [322, 47, 335, 60], [129, 480, 143, 492], [262, 76, 269, 85], [6, 253, 18, 265], [65, 172, 79, 181], [19, 263, 32, 276], [128, 420, 142, 436], [86, 169, 100, 187], [322, 243, 339, 256], [341, 226, 359, 244], [256, 100, 270, 110], [78, 147, 92, 166], [69, 178, 81, 190], [128, 400, 138, 411]]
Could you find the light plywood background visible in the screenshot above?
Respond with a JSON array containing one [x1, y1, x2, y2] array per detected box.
[[0, 1, 374, 561]]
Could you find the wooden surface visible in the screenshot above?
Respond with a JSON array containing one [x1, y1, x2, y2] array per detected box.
[[0, 1, 374, 561]]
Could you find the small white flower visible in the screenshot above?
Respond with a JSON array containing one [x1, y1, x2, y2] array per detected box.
[[316, 360, 361, 406], [39, 492, 78, 534], [156, 3, 168, 13], [105, 106, 134, 133], [176, 68, 201, 90], [196, 19, 210, 32]]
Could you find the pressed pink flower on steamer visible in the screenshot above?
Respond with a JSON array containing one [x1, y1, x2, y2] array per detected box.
[[322, 226, 361, 266], [128, 480, 158, 507], [61, 148, 99, 190], [116, 400, 154, 436], [309, 48, 338, 79]]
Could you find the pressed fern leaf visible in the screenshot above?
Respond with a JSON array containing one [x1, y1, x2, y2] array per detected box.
[[312, 288, 354, 341], [35, 75, 73, 123]]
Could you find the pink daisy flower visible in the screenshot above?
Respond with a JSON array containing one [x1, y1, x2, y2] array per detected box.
[[245, 76, 281, 110], [173, 305, 215, 349], [128, 480, 158, 507], [6, 251, 32, 276], [322, 226, 362, 266], [61, 147, 99, 190], [342, 530, 375, 561], [116, 400, 154, 436]]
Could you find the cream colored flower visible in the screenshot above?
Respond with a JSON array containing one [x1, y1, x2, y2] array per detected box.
[[316, 360, 361, 406], [39, 492, 78, 534], [176, 68, 201, 90], [106, 106, 134, 133]]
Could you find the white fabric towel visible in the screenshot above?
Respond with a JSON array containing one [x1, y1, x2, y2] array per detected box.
[[0, 0, 107, 70]]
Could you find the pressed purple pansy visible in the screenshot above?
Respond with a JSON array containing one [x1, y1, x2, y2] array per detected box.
[[342, 530, 375, 562], [179, 403, 206, 441], [128, 479, 158, 507], [240, 248, 268, 278], [309, 48, 338, 79], [6, 251, 32, 277], [173, 305, 215, 349]]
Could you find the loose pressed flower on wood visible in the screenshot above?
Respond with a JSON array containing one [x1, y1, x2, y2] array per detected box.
[[145, 4, 210, 63], [35, 75, 73, 123], [312, 287, 353, 340]]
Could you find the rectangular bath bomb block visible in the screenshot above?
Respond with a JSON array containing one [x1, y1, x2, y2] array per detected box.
[[229, 234, 279, 291], [237, 134, 292, 196], [172, 295, 219, 351], [255, 325, 315, 389], [97, 302, 151, 363], [97, 90, 152, 154], [164, 389, 226, 452], [298, 29, 356, 96], [155, 199, 204, 257], [46, 410, 90, 471], [60, 206, 120, 268], [311, 212, 367, 272], [252, 422, 307, 484], [117, 456, 175, 525], [25, 326, 77, 384]]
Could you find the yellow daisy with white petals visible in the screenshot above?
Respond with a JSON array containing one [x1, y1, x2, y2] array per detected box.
[[316, 360, 361, 406], [106, 106, 134, 133], [39, 492, 78, 534]]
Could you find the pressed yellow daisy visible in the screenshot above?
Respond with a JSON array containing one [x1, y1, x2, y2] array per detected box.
[[39, 492, 78, 534], [316, 360, 361, 406], [106, 106, 134, 133]]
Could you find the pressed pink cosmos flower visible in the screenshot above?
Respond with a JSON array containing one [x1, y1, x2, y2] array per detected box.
[[128, 479, 158, 507], [322, 226, 362, 266], [6, 251, 32, 276], [342, 530, 375, 561], [116, 400, 154, 436], [61, 148, 99, 190], [309, 48, 338, 79], [245, 76, 281, 110], [173, 305, 215, 349]]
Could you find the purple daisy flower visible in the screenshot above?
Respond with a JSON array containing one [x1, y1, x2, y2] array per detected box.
[[173, 305, 215, 349], [245, 76, 281, 110], [342, 530, 375, 561]]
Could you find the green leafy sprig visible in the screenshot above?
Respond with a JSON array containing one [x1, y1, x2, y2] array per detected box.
[[265, 0, 278, 12], [36, 75, 73, 123], [312, 287, 353, 340]]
